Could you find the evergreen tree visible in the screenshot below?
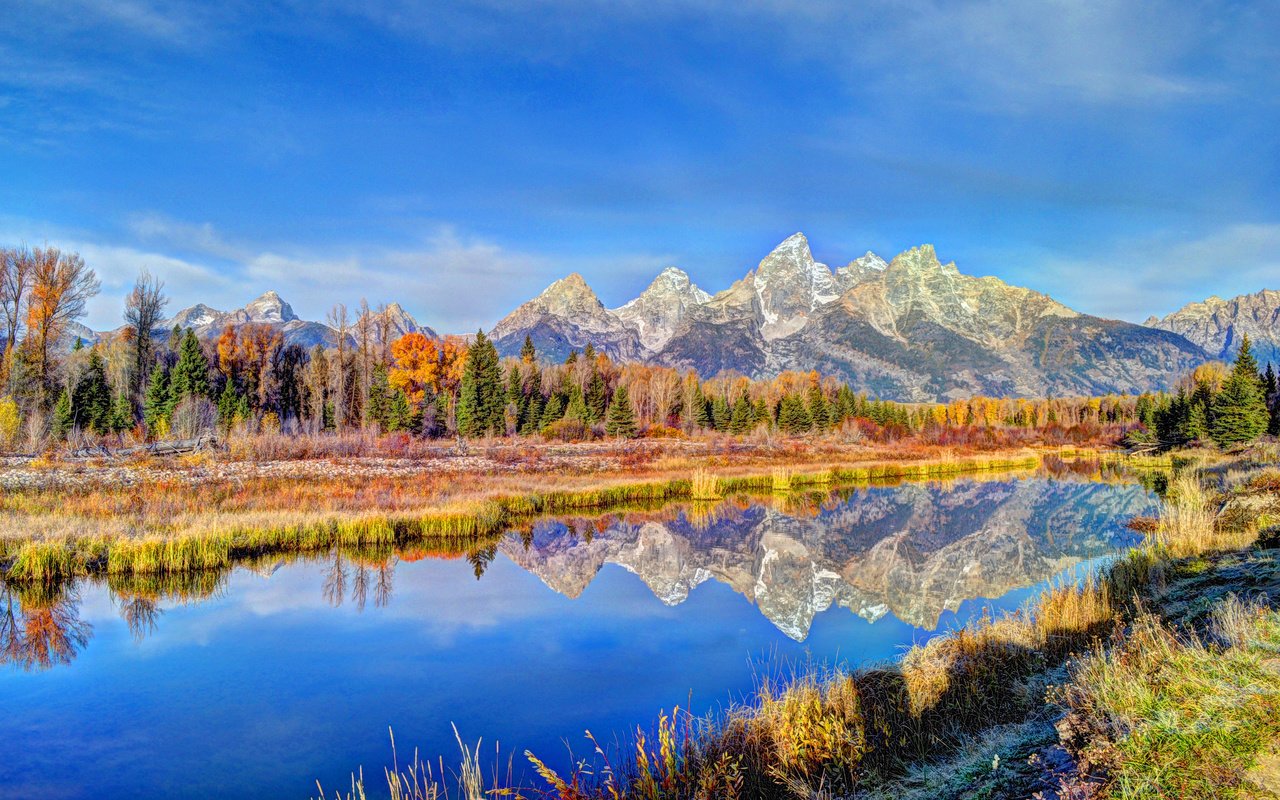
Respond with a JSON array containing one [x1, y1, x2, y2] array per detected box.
[[456, 330, 503, 437], [754, 397, 771, 428], [729, 395, 754, 434], [217, 379, 241, 431], [506, 364, 523, 406], [109, 391, 134, 434], [604, 384, 638, 438], [52, 389, 73, 439], [170, 330, 210, 401], [521, 391, 545, 436], [540, 393, 564, 430], [585, 371, 608, 423], [1186, 401, 1208, 442], [710, 395, 730, 431], [692, 392, 712, 429], [807, 385, 830, 431], [778, 394, 812, 434], [71, 348, 113, 434], [564, 384, 590, 425], [520, 335, 537, 364], [143, 364, 173, 435], [366, 365, 393, 430], [1210, 336, 1270, 447], [583, 343, 595, 361], [386, 387, 411, 432]]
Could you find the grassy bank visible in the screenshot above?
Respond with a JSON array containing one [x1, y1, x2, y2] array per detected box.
[[315, 444, 1280, 800], [1, 449, 1055, 582]]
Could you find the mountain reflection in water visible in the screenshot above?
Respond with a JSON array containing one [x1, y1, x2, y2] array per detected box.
[[1, 465, 1160, 671]]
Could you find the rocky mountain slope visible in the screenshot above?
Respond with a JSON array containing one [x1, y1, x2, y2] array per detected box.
[[500, 476, 1154, 638], [1145, 289, 1280, 367], [491, 234, 1209, 400]]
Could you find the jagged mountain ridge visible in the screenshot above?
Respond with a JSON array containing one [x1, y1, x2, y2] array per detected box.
[[490, 234, 1209, 401], [1145, 289, 1280, 367], [499, 477, 1154, 639], [90, 292, 435, 350]]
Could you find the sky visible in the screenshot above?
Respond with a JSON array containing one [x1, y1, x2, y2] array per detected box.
[[1, 0, 1278, 333]]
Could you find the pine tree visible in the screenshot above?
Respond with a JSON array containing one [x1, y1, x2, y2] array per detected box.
[[540, 394, 564, 430], [367, 365, 393, 431], [564, 384, 590, 424], [109, 391, 134, 433], [521, 391, 545, 436], [503, 364, 519, 404], [729, 395, 754, 434], [807, 385, 830, 431], [171, 330, 210, 401], [778, 394, 812, 434], [710, 396, 730, 431], [585, 371, 608, 423], [1186, 401, 1208, 442], [754, 397, 771, 428], [692, 392, 712, 429], [605, 384, 637, 438], [456, 330, 503, 437], [583, 343, 596, 361], [218, 379, 241, 431], [520, 335, 537, 364], [387, 387, 411, 432], [71, 348, 113, 434], [52, 389, 73, 439], [143, 364, 173, 435], [1210, 336, 1270, 447]]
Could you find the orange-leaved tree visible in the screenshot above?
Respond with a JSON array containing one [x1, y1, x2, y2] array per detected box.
[[388, 332, 439, 405]]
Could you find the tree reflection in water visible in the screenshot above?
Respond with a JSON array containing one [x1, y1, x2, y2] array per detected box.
[[0, 579, 92, 671]]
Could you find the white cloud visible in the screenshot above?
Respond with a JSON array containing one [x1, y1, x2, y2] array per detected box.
[[1, 213, 674, 333], [1032, 222, 1280, 321]]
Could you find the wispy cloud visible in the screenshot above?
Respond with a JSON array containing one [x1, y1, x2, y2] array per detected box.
[[1, 213, 674, 333], [1033, 223, 1280, 321]]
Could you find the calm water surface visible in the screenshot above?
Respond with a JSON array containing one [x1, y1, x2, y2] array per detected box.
[[0, 470, 1158, 799]]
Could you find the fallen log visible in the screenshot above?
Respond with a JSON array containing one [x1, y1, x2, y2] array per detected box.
[[66, 434, 220, 460]]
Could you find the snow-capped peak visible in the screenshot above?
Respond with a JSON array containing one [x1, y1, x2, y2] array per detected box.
[[750, 233, 838, 339], [244, 290, 298, 323], [614, 266, 711, 351]]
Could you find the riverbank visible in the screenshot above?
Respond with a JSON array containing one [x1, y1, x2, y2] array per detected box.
[[316, 443, 1280, 800], [0, 438, 1143, 582]]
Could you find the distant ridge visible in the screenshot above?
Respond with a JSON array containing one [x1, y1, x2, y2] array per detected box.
[[1145, 289, 1280, 367]]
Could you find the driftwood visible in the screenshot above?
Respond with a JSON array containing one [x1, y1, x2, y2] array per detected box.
[[66, 433, 220, 460]]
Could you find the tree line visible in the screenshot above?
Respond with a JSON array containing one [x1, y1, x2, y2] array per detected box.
[[3, 245, 1278, 451]]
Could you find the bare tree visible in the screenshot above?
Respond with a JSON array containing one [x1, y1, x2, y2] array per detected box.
[[356, 298, 373, 427], [374, 302, 393, 366], [326, 303, 350, 431], [0, 246, 32, 357], [123, 270, 168, 401], [25, 247, 100, 398]]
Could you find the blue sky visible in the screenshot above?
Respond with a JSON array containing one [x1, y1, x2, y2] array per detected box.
[[1, 0, 1277, 332]]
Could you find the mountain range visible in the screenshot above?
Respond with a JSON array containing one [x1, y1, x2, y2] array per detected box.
[[82, 292, 434, 350], [78, 233, 1280, 401], [490, 234, 1226, 400]]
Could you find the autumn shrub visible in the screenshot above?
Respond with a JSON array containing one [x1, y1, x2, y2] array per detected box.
[[543, 418, 592, 442], [0, 395, 19, 450], [170, 396, 218, 440]]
